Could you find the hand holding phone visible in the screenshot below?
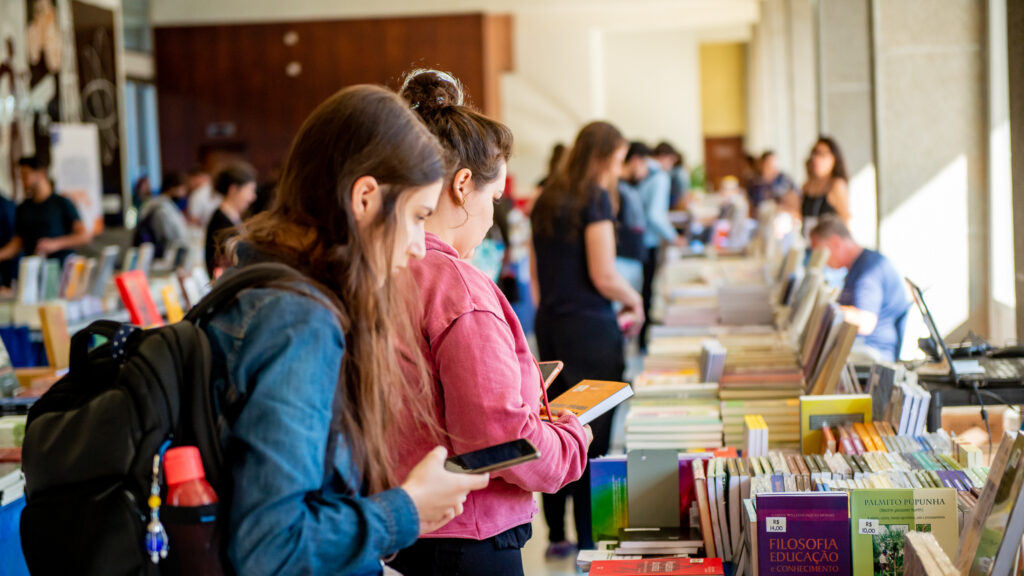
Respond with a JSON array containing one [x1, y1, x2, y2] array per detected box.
[[402, 447, 489, 534], [444, 439, 541, 474]]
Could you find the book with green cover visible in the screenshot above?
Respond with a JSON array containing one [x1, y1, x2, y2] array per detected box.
[[850, 488, 958, 576]]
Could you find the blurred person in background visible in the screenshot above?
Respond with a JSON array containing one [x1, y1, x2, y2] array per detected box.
[[205, 162, 257, 277], [134, 170, 189, 258], [186, 166, 219, 227], [802, 136, 850, 234], [747, 150, 796, 216], [653, 141, 689, 210], [531, 121, 642, 555]]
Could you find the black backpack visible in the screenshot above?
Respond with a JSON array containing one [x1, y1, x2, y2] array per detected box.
[[19, 263, 309, 575]]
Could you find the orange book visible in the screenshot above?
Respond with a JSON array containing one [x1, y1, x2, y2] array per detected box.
[[821, 424, 837, 455], [838, 425, 862, 455], [877, 421, 896, 437], [38, 305, 70, 370], [852, 423, 877, 452], [64, 258, 87, 301], [865, 422, 888, 453], [547, 380, 633, 426], [692, 461, 716, 557]]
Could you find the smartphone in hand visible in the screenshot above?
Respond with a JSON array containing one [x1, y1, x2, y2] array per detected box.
[[444, 439, 541, 474]]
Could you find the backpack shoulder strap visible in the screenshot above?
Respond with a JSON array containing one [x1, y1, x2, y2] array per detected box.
[[184, 263, 309, 325], [184, 262, 343, 491]]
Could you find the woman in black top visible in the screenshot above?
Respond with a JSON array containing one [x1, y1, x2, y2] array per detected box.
[[529, 122, 643, 555], [205, 163, 257, 276], [802, 136, 850, 234]]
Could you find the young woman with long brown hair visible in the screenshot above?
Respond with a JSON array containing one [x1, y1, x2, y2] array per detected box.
[[205, 85, 488, 575], [530, 121, 643, 554]]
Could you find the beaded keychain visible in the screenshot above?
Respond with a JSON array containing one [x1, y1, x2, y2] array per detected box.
[[145, 453, 170, 563]]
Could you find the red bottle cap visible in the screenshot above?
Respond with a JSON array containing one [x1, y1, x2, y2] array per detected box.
[[164, 446, 207, 486]]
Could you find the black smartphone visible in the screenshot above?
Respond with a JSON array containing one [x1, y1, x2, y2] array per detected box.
[[444, 439, 541, 474], [538, 360, 563, 390]]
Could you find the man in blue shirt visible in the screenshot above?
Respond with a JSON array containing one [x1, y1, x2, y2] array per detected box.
[[809, 217, 911, 361], [620, 142, 684, 350]]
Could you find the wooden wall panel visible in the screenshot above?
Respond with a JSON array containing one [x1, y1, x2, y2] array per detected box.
[[155, 14, 505, 177]]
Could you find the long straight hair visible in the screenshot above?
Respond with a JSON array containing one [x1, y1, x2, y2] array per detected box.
[[532, 121, 625, 239], [234, 85, 443, 492]]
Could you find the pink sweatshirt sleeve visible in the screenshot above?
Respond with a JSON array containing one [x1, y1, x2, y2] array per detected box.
[[432, 309, 589, 493]]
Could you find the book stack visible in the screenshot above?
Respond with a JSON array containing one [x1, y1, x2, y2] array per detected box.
[[692, 458, 752, 563], [616, 528, 704, 557], [868, 364, 932, 436], [743, 415, 769, 458], [0, 463, 23, 507], [625, 400, 723, 451], [699, 340, 727, 383], [633, 371, 715, 400], [721, 399, 799, 450], [904, 532, 958, 576], [718, 284, 773, 326]]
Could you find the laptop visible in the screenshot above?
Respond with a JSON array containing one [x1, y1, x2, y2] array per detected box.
[[907, 278, 1024, 385]]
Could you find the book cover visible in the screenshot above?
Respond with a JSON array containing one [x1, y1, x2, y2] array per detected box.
[[115, 270, 164, 328], [0, 337, 17, 397], [679, 454, 712, 529], [693, 460, 716, 557], [618, 527, 703, 547], [850, 488, 958, 576], [589, 558, 725, 575], [161, 285, 185, 324], [756, 492, 850, 576], [800, 395, 872, 454], [591, 455, 628, 542], [41, 259, 60, 301], [91, 246, 120, 299], [968, 432, 1024, 575], [548, 380, 633, 426], [38, 305, 70, 370], [628, 449, 681, 528]]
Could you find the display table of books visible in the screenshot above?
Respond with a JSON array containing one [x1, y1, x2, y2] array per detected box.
[[583, 246, 1023, 574]]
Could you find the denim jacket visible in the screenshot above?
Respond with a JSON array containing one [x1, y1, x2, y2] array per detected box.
[[204, 285, 419, 575]]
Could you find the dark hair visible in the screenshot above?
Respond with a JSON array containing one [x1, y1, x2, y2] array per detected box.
[[809, 215, 852, 241], [653, 141, 684, 167], [532, 121, 626, 239], [625, 141, 651, 162], [235, 85, 444, 492], [547, 143, 567, 178], [760, 150, 776, 163], [18, 156, 47, 171], [160, 171, 186, 193], [400, 69, 512, 191], [814, 136, 848, 182], [214, 162, 257, 196]]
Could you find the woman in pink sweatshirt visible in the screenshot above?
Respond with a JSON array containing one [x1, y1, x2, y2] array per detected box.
[[386, 70, 592, 576]]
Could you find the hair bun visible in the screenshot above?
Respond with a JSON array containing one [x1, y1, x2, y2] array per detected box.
[[400, 69, 465, 114]]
